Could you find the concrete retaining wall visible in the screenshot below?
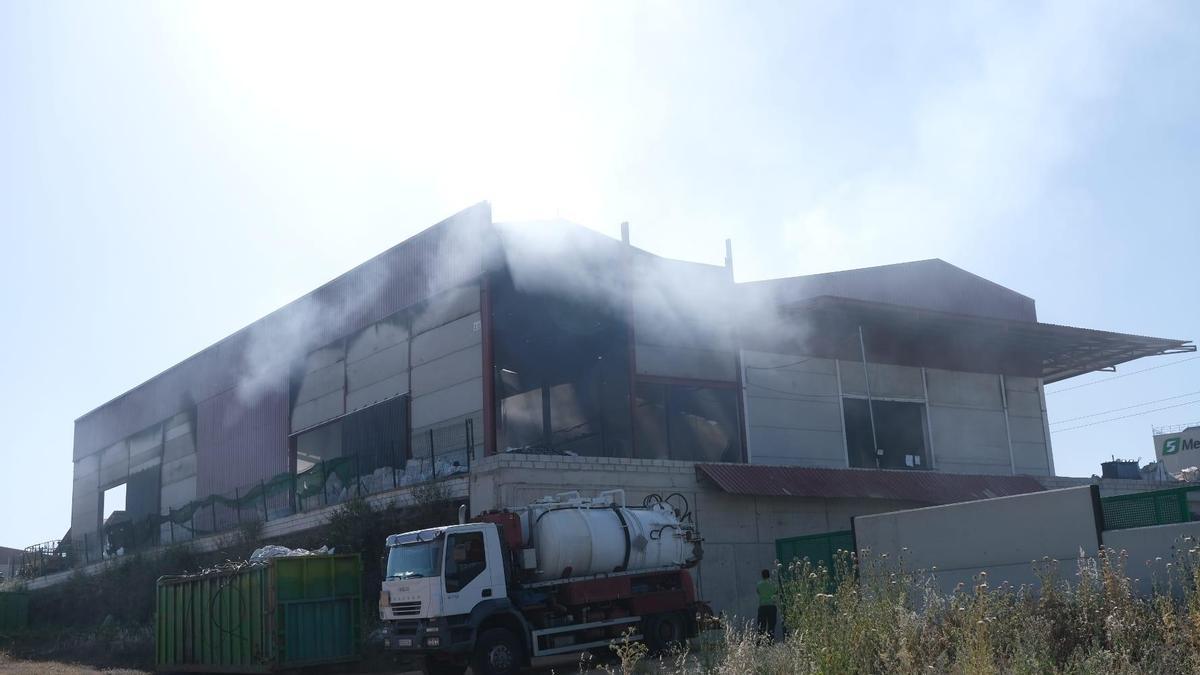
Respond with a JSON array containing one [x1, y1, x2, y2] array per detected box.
[[853, 486, 1101, 595]]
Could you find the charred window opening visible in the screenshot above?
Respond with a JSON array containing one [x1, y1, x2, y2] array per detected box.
[[843, 398, 930, 470], [633, 381, 743, 462], [293, 394, 409, 474], [491, 270, 632, 457]]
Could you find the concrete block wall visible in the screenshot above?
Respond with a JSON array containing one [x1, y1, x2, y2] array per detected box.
[[470, 454, 924, 621]]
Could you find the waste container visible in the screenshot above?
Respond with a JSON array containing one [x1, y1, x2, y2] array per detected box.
[[156, 554, 361, 672]]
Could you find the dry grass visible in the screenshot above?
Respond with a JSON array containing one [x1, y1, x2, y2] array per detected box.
[[591, 543, 1200, 674], [0, 652, 148, 674]]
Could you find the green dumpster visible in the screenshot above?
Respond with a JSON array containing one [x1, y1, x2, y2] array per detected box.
[[0, 591, 29, 633], [155, 554, 362, 672]]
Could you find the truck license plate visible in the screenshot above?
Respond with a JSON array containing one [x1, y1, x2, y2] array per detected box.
[[394, 638, 413, 647]]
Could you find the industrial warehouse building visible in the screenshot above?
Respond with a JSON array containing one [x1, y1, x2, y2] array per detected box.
[[65, 202, 1194, 617]]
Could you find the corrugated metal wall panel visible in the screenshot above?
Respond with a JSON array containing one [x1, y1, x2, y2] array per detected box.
[[73, 203, 493, 463], [196, 383, 291, 497]]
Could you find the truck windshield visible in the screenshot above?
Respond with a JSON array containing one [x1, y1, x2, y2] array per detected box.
[[386, 540, 443, 579]]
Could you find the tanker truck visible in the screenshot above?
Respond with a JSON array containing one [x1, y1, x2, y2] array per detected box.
[[379, 490, 707, 675]]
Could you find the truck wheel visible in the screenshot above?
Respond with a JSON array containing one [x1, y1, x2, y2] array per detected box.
[[472, 628, 523, 675], [644, 613, 685, 654]]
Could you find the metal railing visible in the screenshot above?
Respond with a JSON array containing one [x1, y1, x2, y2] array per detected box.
[[20, 418, 475, 579]]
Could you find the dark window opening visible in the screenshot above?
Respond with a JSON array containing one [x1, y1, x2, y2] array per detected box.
[[633, 381, 743, 462], [843, 398, 929, 470], [492, 269, 632, 457], [444, 531, 486, 593], [293, 394, 409, 475]]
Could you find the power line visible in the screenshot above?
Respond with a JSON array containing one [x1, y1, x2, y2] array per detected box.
[[1050, 398, 1200, 434], [1046, 354, 1200, 395], [1049, 390, 1200, 426]]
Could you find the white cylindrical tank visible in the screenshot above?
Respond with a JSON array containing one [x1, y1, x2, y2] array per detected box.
[[512, 491, 700, 582]]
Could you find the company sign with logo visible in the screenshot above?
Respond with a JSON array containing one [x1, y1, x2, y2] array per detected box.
[[1155, 426, 1200, 474]]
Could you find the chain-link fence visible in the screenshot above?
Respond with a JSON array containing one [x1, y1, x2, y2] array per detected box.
[[30, 418, 475, 577]]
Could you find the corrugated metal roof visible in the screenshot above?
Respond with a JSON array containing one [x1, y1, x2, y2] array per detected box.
[[696, 463, 1046, 504]]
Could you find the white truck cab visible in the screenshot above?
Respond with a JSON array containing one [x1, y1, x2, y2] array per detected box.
[[381, 523, 508, 625]]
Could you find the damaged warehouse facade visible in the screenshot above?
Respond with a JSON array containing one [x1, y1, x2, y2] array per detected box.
[[63, 202, 1194, 617]]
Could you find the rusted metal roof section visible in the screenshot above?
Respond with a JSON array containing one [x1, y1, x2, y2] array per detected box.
[[695, 463, 1046, 504]]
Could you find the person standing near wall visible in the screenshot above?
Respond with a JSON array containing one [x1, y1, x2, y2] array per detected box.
[[756, 569, 778, 640]]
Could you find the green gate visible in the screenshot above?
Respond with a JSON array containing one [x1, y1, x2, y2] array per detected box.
[[776, 530, 855, 574]]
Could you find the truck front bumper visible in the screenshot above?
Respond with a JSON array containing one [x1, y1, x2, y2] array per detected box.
[[383, 615, 473, 654]]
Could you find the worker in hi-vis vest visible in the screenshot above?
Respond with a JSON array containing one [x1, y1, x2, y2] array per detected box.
[[756, 568, 778, 639]]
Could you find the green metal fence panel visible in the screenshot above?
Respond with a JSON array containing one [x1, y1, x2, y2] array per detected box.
[[1101, 486, 1199, 531], [156, 554, 361, 673], [776, 530, 854, 573], [0, 591, 29, 633]]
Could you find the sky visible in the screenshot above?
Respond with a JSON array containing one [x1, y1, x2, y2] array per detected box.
[[1, 1, 1198, 548]]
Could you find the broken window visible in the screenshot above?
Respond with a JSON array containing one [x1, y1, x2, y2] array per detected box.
[[492, 269, 632, 457], [843, 398, 930, 470], [293, 394, 409, 474], [633, 381, 743, 462]]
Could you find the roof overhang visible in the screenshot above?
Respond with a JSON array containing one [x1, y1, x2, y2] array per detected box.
[[696, 463, 1047, 504], [762, 295, 1194, 383]]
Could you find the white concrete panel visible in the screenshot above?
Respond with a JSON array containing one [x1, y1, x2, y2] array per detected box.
[[745, 367, 839, 398], [1104, 521, 1200, 597], [634, 344, 737, 381], [346, 340, 408, 391], [411, 313, 481, 366], [346, 374, 409, 413], [854, 486, 1100, 595], [347, 315, 409, 363], [128, 425, 163, 456], [294, 361, 344, 405], [161, 454, 197, 485], [304, 343, 345, 371], [99, 440, 129, 487], [411, 344, 482, 395], [748, 396, 843, 432], [164, 412, 192, 440], [1012, 442, 1050, 475], [743, 352, 837, 377], [411, 284, 480, 335], [694, 492, 759, 544], [74, 452, 100, 478], [290, 390, 345, 433], [748, 427, 845, 465], [840, 362, 925, 399], [1008, 415, 1048, 445], [928, 405, 1010, 470], [163, 431, 195, 463], [160, 474, 197, 510], [1005, 390, 1043, 417], [926, 369, 1003, 409], [411, 378, 483, 428], [753, 497, 832, 543]]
